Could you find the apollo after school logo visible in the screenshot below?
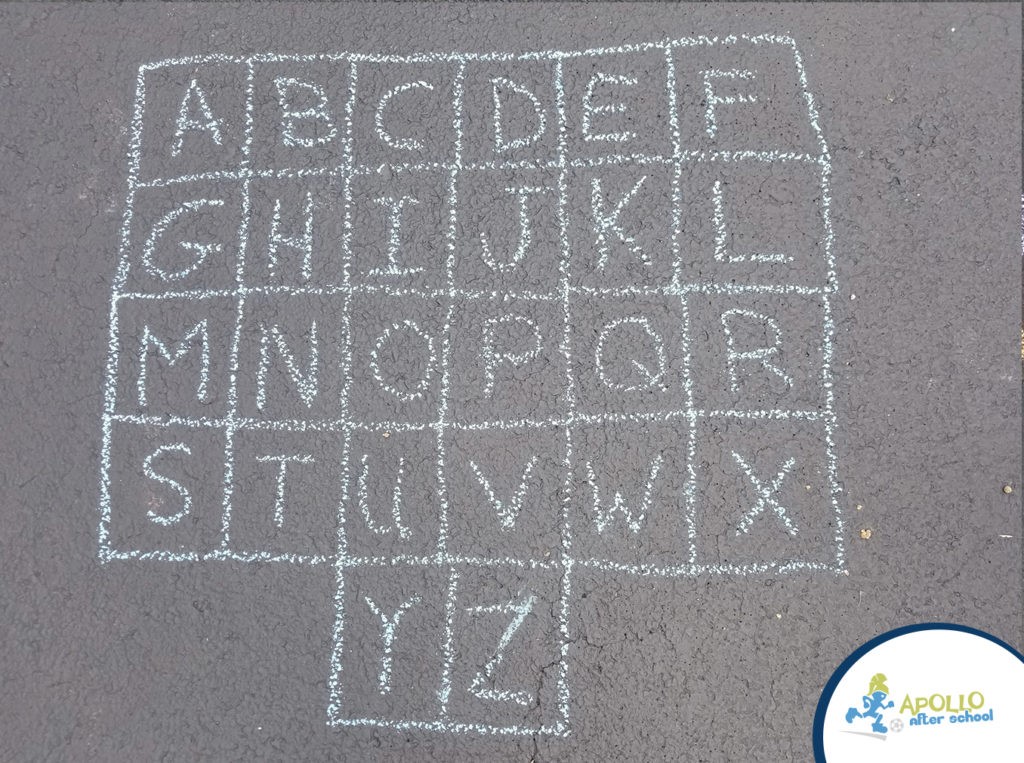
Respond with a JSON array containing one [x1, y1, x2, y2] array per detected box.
[[842, 672, 994, 739]]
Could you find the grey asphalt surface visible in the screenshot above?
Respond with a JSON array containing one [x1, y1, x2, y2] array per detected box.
[[1, 3, 1021, 761]]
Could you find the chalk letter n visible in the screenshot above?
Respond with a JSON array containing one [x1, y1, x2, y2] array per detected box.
[[256, 322, 320, 410]]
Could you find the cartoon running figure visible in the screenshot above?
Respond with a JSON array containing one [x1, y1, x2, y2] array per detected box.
[[845, 673, 895, 734]]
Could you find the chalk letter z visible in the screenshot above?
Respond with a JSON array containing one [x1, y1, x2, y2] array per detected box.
[[466, 593, 537, 706]]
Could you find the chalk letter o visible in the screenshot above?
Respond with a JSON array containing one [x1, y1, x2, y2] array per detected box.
[[370, 320, 436, 401]]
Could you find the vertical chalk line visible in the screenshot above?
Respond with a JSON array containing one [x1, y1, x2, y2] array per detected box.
[[660, 43, 699, 565], [552, 56, 575, 731], [435, 59, 468, 720], [98, 61, 149, 561], [438, 566, 459, 717], [219, 59, 256, 550], [782, 36, 846, 574], [328, 59, 360, 723]]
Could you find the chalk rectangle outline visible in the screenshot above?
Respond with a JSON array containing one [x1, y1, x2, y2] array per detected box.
[[99, 32, 845, 738]]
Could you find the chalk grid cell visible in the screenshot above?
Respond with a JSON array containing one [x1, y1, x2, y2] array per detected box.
[[99, 34, 843, 737]]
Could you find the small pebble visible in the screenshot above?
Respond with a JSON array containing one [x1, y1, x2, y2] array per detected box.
[[382, 431, 391, 439], [775, 613, 782, 619], [859, 528, 872, 540], [856, 504, 863, 511], [1003, 485, 1013, 494]]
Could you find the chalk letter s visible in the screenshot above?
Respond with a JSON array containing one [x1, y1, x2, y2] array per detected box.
[[142, 443, 193, 526]]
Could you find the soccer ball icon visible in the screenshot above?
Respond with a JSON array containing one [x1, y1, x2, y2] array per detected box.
[[889, 718, 904, 733]]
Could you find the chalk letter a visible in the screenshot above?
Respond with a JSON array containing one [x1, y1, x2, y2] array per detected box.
[[171, 78, 224, 157]]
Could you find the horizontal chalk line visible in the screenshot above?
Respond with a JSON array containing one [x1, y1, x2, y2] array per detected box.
[[135, 151, 822, 189], [107, 408, 824, 432], [102, 548, 840, 578], [327, 716, 568, 738], [115, 281, 831, 304], [138, 34, 796, 74]]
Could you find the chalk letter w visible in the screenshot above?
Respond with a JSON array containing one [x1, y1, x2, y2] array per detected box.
[[587, 454, 664, 534]]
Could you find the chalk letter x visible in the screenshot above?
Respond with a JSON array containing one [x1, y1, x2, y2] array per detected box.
[[732, 451, 798, 536]]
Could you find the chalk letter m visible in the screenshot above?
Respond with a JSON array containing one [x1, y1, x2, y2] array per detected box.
[[138, 320, 210, 407]]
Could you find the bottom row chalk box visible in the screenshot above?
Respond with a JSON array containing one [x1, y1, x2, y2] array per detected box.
[[102, 416, 838, 568], [329, 564, 567, 733]]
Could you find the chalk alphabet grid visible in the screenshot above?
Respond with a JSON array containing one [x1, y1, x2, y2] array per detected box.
[[98, 34, 843, 737]]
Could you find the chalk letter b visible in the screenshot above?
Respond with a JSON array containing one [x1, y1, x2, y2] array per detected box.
[[274, 77, 338, 148]]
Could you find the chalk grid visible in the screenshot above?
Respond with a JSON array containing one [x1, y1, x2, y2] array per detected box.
[[99, 34, 844, 737]]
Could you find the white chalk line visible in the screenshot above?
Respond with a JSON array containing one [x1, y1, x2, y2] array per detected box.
[[552, 56, 575, 728], [98, 58, 149, 561], [327, 60, 359, 726], [108, 407, 824, 432], [327, 716, 568, 738], [103, 548, 330, 564], [434, 61, 467, 562], [137, 33, 801, 73], [134, 150, 822, 190], [218, 59, 255, 551], [432, 62, 466, 721], [114, 281, 831, 306], [344, 554, 560, 571], [785, 37, 846, 573], [576, 558, 841, 577], [101, 548, 841, 578], [438, 566, 458, 717]]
